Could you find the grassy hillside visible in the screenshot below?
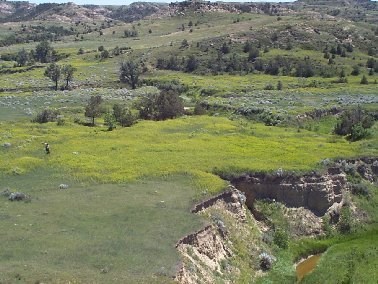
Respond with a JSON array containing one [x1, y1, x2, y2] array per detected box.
[[0, 0, 377, 283]]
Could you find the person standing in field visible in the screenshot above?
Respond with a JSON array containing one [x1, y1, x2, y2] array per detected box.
[[43, 143, 50, 154]]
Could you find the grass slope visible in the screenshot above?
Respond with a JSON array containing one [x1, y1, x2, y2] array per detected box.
[[1, 116, 367, 193], [0, 174, 203, 283]]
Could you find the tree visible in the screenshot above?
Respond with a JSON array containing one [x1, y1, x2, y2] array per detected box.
[[119, 60, 140, 89], [181, 39, 189, 48], [104, 111, 116, 131], [44, 63, 61, 91], [100, 49, 109, 60], [136, 90, 184, 121], [351, 65, 360, 76], [248, 47, 260, 62], [277, 80, 283, 90], [334, 107, 374, 141], [113, 103, 136, 127], [185, 55, 198, 72], [295, 60, 314, 78], [366, 57, 376, 69], [61, 64, 76, 89], [16, 48, 29, 67], [243, 41, 252, 53], [35, 40, 54, 63], [112, 46, 120, 56], [221, 42, 230, 54], [85, 95, 104, 126], [360, 75, 368, 85], [155, 90, 184, 120]]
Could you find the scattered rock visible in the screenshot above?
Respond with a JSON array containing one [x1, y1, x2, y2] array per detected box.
[[2, 142, 11, 148], [8, 192, 29, 201], [100, 267, 110, 274], [59, 184, 69, 190], [1, 188, 11, 197]]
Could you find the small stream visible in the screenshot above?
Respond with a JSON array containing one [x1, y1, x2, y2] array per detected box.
[[296, 253, 322, 282]]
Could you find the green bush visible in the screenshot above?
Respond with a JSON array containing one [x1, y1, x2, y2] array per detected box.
[[32, 109, 60, 123], [273, 228, 288, 249], [136, 90, 184, 121], [337, 206, 353, 234], [350, 123, 370, 141], [350, 183, 370, 198], [334, 107, 375, 141]]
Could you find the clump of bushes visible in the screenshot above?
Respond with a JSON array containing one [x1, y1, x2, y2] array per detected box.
[[273, 228, 289, 249], [136, 89, 184, 121], [337, 205, 353, 234], [350, 183, 370, 198], [334, 107, 375, 141], [32, 109, 60, 123]]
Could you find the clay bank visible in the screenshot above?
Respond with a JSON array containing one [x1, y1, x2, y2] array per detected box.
[[230, 158, 377, 217], [231, 167, 345, 217], [174, 158, 377, 283]]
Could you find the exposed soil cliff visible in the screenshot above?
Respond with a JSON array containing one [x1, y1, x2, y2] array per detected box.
[[175, 158, 377, 283], [175, 187, 251, 284], [231, 167, 345, 217]]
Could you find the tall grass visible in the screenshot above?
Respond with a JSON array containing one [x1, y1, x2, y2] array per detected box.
[[1, 116, 366, 193]]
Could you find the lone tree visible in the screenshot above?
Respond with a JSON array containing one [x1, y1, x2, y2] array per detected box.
[[61, 64, 76, 89], [44, 63, 61, 91], [155, 90, 184, 120], [85, 95, 104, 126], [16, 48, 29, 67], [35, 40, 54, 63], [119, 60, 140, 89]]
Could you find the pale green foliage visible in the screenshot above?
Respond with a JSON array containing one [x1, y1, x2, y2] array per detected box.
[[120, 60, 140, 89], [44, 63, 61, 90], [104, 111, 116, 131], [84, 95, 104, 126], [61, 64, 76, 89]]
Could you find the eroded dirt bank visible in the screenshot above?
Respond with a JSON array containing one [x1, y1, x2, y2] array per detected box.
[[175, 158, 377, 283], [232, 158, 377, 217], [231, 167, 345, 217]]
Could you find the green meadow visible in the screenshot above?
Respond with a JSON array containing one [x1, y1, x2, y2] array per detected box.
[[0, 1, 377, 282], [1, 116, 367, 186], [0, 173, 202, 283]]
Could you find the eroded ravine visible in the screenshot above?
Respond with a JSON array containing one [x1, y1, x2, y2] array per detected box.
[[175, 158, 378, 283]]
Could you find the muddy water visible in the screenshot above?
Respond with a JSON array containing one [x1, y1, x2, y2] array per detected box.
[[296, 254, 322, 282]]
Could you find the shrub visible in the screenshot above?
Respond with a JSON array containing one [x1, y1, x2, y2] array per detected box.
[[104, 112, 116, 131], [264, 83, 274, 90], [351, 65, 360, 76], [350, 123, 370, 141], [56, 116, 65, 126], [350, 183, 370, 198], [193, 102, 207, 115], [136, 90, 184, 121], [259, 252, 276, 270], [360, 75, 368, 85], [273, 228, 288, 249], [337, 206, 353, 234], [334, 107, 375, 141], [32, 109, 60, 123], [113, 104, 136, 127], [277, 80, 283, 90]]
